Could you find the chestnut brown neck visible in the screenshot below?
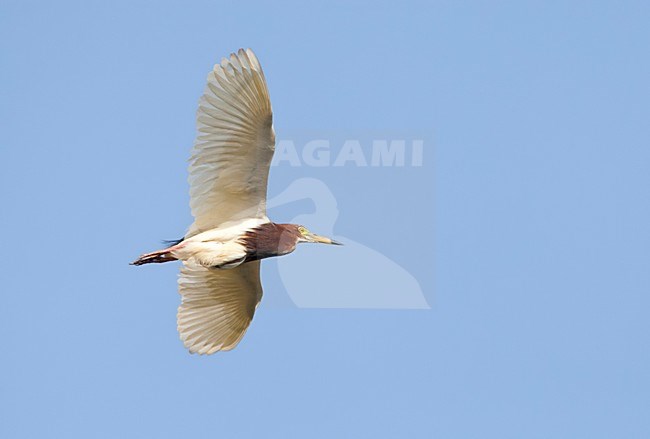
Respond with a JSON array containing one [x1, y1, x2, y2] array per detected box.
[[239, 222, 301, 262]]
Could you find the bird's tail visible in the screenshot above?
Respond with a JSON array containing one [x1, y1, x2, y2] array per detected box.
[[131, 248, 178, 266]]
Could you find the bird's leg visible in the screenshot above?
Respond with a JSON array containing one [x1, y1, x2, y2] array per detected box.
[[131, 243, 183, 266]]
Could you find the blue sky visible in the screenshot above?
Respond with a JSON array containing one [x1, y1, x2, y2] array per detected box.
[[1, 1, 649, 437]]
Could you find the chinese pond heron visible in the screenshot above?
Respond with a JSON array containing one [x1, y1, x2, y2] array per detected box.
[[132, 49, 341, 355]]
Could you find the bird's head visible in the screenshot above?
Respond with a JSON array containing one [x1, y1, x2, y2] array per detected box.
[[295, 225, 342, 246]]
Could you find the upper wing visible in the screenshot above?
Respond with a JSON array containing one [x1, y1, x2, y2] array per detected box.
[[187, 48, 275, 237], [177, 261, 263, 354]]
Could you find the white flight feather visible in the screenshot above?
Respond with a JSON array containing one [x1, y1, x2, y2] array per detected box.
[[186, 48, 275, 238], [177, 261, 263, 354], [174, 49, 273, 354]]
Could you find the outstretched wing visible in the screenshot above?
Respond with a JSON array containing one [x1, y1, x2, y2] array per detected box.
[[177, 261, 263, 354], [187, 48, 275, 237]]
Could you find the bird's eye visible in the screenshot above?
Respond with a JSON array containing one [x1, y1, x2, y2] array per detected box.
[[298, 226, 307, 235]]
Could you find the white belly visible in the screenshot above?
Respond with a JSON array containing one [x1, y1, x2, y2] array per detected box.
[[171, 218, 269, 268], [172, 239, 247, 268]]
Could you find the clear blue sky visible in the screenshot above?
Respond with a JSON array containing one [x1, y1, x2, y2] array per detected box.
[[1, 1, 649, 437]]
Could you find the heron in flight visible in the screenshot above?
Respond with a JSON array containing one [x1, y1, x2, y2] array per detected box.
[[132, 49, 341, 354]]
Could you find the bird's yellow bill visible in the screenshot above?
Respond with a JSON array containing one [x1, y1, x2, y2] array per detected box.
[[309, 234, 343, 245]]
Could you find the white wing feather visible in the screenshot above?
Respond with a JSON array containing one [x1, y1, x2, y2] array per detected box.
[[187, 48, 275, 237], [177, 261, 263, 354]]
